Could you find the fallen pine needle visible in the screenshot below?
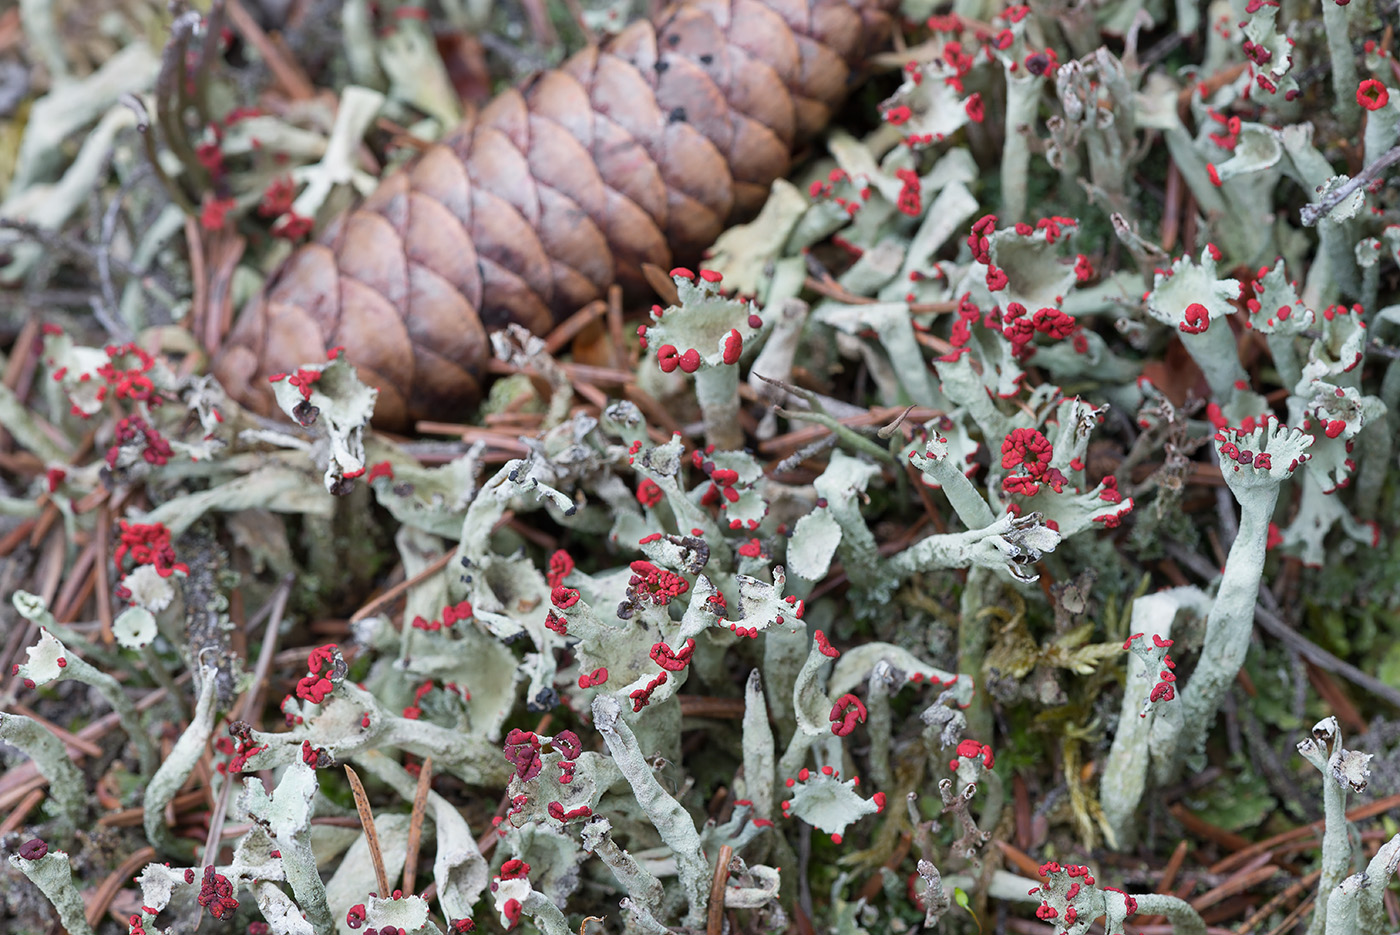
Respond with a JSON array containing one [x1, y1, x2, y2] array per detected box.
[[345, 765, 391, 898]]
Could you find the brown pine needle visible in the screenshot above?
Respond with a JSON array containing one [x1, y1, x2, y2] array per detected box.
[[707, 844, 733, 935], [1237, 869, 1321, 935], [1191, 860, 1280, 911], [403, 756, 434, 897], [350, 550, 454, 624], [94, 505, 114, 644], [9, 703, 104, 758], [1263, 893, 1315, 935], [99, 789, 209, 828], [0, 789, 45, 835], [224, 0, 314, 100], [544, 300, 608, 355], [85, 846, 157, 927], [641, 263, 681, 307], [345, 765, 391, 898]]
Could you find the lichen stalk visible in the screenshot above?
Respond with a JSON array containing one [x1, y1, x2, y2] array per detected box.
[[592, 694, 710, 929], [1321, 0, 1360, 130], [1000, 69, 1040, 225], [1175, 477, 1278, 765], [694, 361, 743, 451], [580, 816, 670, 934], [1297, 718, 1359, 935], [238, 762, 336, 934], [145, 666, 220, 856], [1100, 588, 1206, 849], [741, 669, 777, 821], [7, 848, 95, 935], [1326, 832, 1400, 935]]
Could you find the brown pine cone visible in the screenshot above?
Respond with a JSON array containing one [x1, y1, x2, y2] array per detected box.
[[214, 0, 896, 429]]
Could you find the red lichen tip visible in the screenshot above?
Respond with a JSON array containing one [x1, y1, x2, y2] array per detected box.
[[722, 329, 743, 365], [1179, 302, 1211, 334], [829, 693, 868, 736], [1357, 79, 1390, 111]]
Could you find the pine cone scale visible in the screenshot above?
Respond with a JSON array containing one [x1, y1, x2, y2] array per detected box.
[[215, 0, 895, 428], [402, 191, 484, 310], [403, 263, 488, 375]]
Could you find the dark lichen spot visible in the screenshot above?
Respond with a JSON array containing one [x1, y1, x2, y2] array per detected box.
[[293, 400, 319, 427], [528, 687, 560, 711]]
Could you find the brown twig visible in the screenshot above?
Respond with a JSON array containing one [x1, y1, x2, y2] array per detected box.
[[1305, 661, 1367, 734], [994, 840, 1047, 883], [0, 316, 40, 452], [403, 756, 434, 896], [27, 498, 59, 549], [707, 844, 733, 935], [224, 0, 314, 99], [572, 379, 610, 411], [233, 575, 293, 724], [1161, 158, 1183, 253], [678, 696, 747, 718], [642, 263, 681, 307], [1168, 803, 1252, 851], [95, 504, 115, 644], [35, 526, 65, 606], [1255, 599, 1400, 709], [545, 300, 609, 355], [85, 846, 158, 928], [857, 831, 913, 902], [1210, 792, 1400, 875], [607, 283, 627, 368], [1190, 858, 1279, 911], [0, 687, 173, 809], [50, 541, 97, 623], [1262, 893, 1315, 935], [485, 357, 635, 386], [0, 789, 45, 835], [203, 232, 247, 352], [415, 422, 535, 455], [0, 518, 37, 557], [186, 216, 209, 351], [504, 514, 559, 552], [345, 765, 392, 897], [99, 789, 209, 827], [350, 550, 454, 624], [1236, 869, 1321, 935], [1137, 837, 1191, 926]]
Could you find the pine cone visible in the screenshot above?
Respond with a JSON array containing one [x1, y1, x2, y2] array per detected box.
[[214, 0, 895, 429]]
